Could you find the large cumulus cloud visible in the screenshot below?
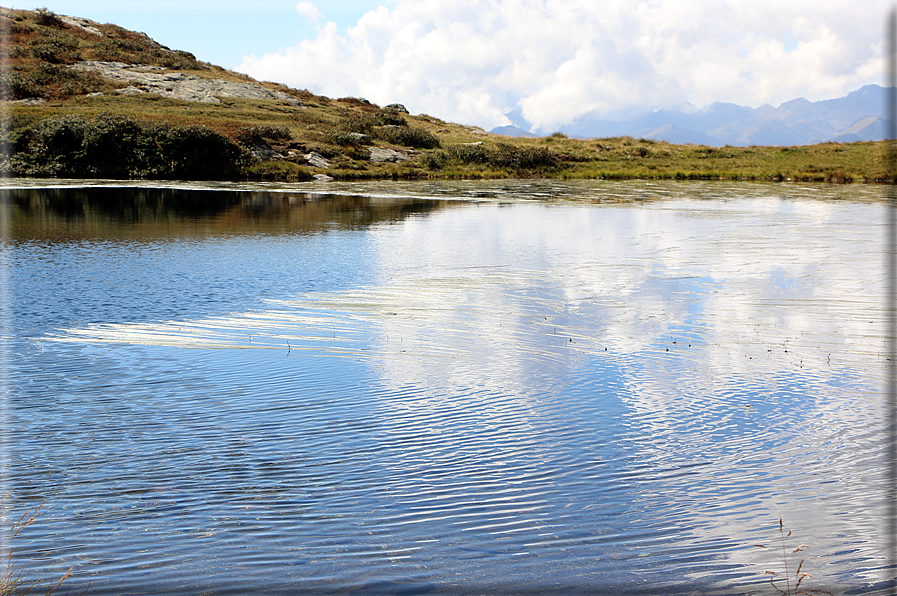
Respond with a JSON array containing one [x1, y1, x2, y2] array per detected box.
[[237, 0, 886, 132]]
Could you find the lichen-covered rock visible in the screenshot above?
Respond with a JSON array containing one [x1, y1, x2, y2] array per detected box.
[[304, 151, 330, 168], [251, 143, 283, 161], [71, 61, 302, 106], [369, 147, 410, 163]]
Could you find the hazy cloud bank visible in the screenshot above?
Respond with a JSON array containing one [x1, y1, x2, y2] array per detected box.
[[238, 0, 886, 132]]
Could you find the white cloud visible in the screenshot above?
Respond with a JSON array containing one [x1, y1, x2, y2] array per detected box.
[[238, 0, 888, 131], [295, 1, 323, 24]]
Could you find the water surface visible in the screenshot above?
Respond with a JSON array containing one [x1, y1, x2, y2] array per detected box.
[[4, 179, 891, 594]]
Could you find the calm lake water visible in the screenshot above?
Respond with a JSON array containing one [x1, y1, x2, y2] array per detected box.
[[2, 179, 892, 594]]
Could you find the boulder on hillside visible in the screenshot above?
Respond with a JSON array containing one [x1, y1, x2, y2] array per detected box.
[[369, 147, 410, 163], [385, 103, 409, 114], [304, 152, 330, 168]]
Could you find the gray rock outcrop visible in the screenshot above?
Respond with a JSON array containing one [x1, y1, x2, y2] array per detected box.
[[57, 15, 103, 36], [72, 61, 301, 106], [250, 143, 283, 161], [304, 152, 330, 168], [369, 147, 410, 163]]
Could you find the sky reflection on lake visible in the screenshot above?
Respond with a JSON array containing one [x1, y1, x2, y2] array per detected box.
[[7, 180, 892, 594]]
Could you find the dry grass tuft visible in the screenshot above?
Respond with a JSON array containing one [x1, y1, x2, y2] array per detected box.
[[1, 497, 75, 596], [753, 517, 833, 596]]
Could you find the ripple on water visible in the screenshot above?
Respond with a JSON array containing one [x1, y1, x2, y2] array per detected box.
[[9, 184, 890, 594]]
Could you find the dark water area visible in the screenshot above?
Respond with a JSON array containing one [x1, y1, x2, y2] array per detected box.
[[2, 179, 892, 594]]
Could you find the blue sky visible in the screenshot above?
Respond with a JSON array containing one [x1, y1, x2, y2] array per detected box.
[[18, 1, 381, 68], [17, 1, 889, 132]]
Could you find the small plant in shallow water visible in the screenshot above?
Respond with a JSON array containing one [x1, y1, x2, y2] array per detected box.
[[753, 517, 832, 596], [1, 498, 74, 596]]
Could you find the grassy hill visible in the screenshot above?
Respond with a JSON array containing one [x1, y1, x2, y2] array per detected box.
[[0, 7, 889, 182]]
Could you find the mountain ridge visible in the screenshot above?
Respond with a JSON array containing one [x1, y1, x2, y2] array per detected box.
[[496, 85, 891, 146]]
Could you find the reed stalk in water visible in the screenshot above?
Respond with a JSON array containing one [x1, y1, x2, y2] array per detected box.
[[753, 517, 832, 595]]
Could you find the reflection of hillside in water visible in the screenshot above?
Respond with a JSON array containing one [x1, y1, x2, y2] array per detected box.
[[9, 186, 449, 241], [28, 182, 889, 592]]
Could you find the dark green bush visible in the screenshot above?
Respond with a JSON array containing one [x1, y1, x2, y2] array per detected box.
[[12, 113, 248, 179], [343, 146, 371, 161], [236, 124, 292, 146], [325, 129, 369, 147], [376, 126, 440, 149], [337, 109, 408, 135], [157, 50, 204, 70], [338, 113, 378, 135], [423, 151, 448, 170], [425, 143, 558, 172], [377, 110, 407, 126], [149, 124, 248, 179], [446, 143, 489, 164], [90, 29, 204, 69], [34, 8, 65, 28], [2, 72, 44, 99], [28, 30, 81, 64], [8, 64, 105, 99], [488, 143, 558, 172]]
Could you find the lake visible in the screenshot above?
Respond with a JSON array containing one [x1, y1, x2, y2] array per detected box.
[[3, 179, 892, 595]]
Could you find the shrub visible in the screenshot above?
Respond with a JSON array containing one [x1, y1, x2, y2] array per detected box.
[[2, 72, 44, 100], [34, 8, 65, 28], [337, 109, 408, 135], [157, 50, 203, 70], [423, 151, 448, 170], [446, 143, 489, 164], [236, 125, 291, 146], [336, 97, 374, 108], [325, 129, 369, 147], [88, 28, 205, 70], [150, 124, 248, 179], [11, 64, 105, 100], [338, 113, 378, 135], [488, 143, 558, 172], [28, 30, 82, 64], [376, 126, 440, 149], [343, 146, 371, 161], [12, 113, 249, 179], [377, 109, 407, 126]]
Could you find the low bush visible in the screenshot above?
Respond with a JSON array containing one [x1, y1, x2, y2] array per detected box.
[[28, 30, 82, 64], [377, 110, 408, 126], [488, 143, 558, 172], [2, 72, 43, 100], [34, 8, 65, 28], [376, 126, 440, 149], [1, 65, 106, 100], [424, 143, 557, 173], [423, 151, 448, 170], [236, 124, 291, 146], [446, 143, 489, 164], [337, 108, 408, 135], [338, 114, 378, 135], [325, 129, 369, 147], [11, 113, 249, 179], [88, 28, 205, 70]]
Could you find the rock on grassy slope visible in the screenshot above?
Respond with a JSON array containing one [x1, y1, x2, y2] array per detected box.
[[0, 7, 889, 182]]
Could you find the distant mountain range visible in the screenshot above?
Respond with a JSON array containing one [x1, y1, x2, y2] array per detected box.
[[492, 85, 891, 146]]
